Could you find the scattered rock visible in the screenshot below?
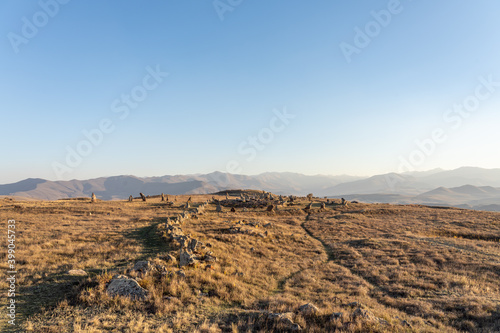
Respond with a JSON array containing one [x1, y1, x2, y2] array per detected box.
[[107, 275, 148, 300], [298, 303, 319, 315], [163, 254, 177, 264], [176, 270, 186, 278], [187, 238, 200, 252], [267, 312, 302, 331], [179, 249, 198, 267], [347, 301, 363, 308], [131, 260, 152, 275], [203, 254, 217, 262], [331, 312, 343, 320], [352, 308, 377, 322], [154, 263, 168, 275]]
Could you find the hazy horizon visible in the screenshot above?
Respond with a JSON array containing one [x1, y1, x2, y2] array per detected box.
[[2, 1, 500, 183], [2, 165, 499, 185]]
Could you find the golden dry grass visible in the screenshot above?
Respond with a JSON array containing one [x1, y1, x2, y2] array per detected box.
[[0, 195, 499, 332]]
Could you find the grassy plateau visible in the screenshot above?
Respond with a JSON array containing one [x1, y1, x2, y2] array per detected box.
[[0, 193, 499, 332]]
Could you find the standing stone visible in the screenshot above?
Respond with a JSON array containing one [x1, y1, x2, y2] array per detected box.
[[129, 195, 133, 202], [185, 201, 190, 209], [140, 193, 147, 202], [91, 193, 97, 203], [267, 205, 275, 212], [320, 202, 326, 210], [230, 207, 236, 212], [161, 193, 165, 202]]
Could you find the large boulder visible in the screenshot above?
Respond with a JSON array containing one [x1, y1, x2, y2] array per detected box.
[[107, 275, 148, 300]]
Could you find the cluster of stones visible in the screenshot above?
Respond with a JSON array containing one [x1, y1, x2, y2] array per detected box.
[[213, 191, 296, 211], [164, 211, 216, 268], [303, 198, 351, 213]]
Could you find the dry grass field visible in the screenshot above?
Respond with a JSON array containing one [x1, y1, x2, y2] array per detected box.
[[0, 193, 499, 332]]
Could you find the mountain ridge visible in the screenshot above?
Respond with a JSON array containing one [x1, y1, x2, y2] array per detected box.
[[1, 168, 499, 211]]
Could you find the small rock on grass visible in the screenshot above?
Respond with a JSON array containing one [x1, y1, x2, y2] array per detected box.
[[298, 303, 319, 315], [107, 275, 148, 300], [67, 269, 87, 276], [131, 260, 152, 275]]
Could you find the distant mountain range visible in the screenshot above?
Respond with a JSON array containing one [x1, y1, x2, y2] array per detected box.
[[1, 167, 500, 211]]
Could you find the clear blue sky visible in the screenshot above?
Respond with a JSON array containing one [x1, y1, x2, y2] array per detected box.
[[2, 0, 500, 183]]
